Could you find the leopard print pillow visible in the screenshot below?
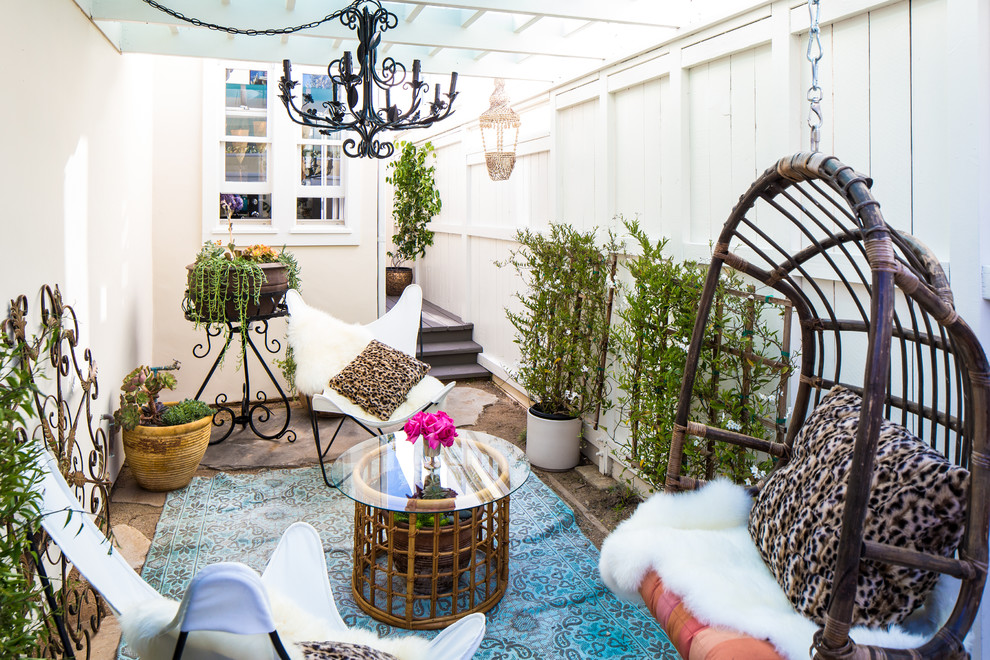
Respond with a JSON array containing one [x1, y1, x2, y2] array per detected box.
[[749, 385, 968, 627], [327, 340, 430, 420], [297, 641, 399, 660]]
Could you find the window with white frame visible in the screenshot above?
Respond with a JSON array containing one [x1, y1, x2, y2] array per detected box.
[[203, 61, 359, 246]]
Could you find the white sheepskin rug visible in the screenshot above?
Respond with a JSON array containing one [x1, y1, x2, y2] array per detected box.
[[285, 292, 374, 397], [599, 481, 961, 659], [120, 588, 430, 660]]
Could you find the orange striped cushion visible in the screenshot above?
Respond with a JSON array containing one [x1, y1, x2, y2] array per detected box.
[[639, 570, 783, 660]]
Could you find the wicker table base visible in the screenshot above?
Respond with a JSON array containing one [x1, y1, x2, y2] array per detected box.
[[351, 498, 510, 629]]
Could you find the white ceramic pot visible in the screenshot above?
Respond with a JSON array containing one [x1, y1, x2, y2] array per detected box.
[[525, 406, 582, 471]]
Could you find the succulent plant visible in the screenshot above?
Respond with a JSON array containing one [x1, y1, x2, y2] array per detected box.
[[113, 362, 180, 431]]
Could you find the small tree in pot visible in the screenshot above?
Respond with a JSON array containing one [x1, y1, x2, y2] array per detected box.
[[385, 141, 442, 295], [499, 222, 621, 470]]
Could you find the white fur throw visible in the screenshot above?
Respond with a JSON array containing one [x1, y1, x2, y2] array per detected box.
[[286, 294, 374, 397], [120, 588, 430, 660], [599, 481, 960, 659]]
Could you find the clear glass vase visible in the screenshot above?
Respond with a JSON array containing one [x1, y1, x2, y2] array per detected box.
[[423, 442, 442, 471]]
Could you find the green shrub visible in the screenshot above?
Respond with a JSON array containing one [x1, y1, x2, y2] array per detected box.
[[612, 219, 791, 489], [0, 333, 46, 657], [161, 399, 214, 427], [499, 222, 621, 417]]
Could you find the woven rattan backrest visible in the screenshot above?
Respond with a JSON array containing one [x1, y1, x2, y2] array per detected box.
[[665, 152, 990, 658]]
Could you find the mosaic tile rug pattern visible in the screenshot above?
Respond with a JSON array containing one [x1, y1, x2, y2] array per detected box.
[[120, 466, 675, 659]]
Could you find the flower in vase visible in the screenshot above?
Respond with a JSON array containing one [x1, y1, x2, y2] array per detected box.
[[404, 410, 458, 450]]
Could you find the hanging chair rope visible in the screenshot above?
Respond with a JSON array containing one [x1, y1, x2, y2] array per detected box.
[[806, 0, 824, 152]]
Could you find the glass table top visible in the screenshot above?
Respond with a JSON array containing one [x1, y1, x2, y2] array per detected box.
[[329, 430, 530, 513]]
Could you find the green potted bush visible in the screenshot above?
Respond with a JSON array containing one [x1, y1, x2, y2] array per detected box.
[[385, 141, 442, 295], [499, 222, 620, 470], [114, 362, 215, 492]]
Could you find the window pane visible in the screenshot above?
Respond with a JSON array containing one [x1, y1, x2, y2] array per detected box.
[[224, 142, 268, 182], [296, 197, 322, 221], [226, 115, 267, 138], [225, 68, 267, 110], [300, 145, 322, 186], [219, 193, 272, 223], [301, 73, 339, 139], [326, 145, 342, 186], [296, 197, 345, 225], [226, 68, 267, 137]]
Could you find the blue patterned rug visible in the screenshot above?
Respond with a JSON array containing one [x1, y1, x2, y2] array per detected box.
[[120, 466, 675, 659]]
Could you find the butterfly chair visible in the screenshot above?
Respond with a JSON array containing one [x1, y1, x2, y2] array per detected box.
[[285, 286, 456, 487], [34, 448, 486, 660], [603, 153, 989, 659]]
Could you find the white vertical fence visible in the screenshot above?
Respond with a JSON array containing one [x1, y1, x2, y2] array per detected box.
[[416, 0, 983, 402]]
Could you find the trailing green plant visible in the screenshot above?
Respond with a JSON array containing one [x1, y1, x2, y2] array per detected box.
[[114, 362, 212, 431], [498, 222, 621, 417], [184, 240, 302, 371], [0, 329, 46, 658], [385, 141, 442, 267], [611, 219, 790, 490]]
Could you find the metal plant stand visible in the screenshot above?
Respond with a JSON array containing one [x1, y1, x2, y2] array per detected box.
[[188, 307, 297, 445]]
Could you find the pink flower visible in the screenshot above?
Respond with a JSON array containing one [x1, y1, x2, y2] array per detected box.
[[403, 415, 423, 442], [403, 410, 458, 449]]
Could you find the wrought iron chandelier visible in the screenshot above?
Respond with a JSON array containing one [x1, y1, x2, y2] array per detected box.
[[279, 0, 459, 159]]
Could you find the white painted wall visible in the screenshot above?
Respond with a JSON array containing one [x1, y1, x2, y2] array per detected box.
[[0, 0, 156, 478]]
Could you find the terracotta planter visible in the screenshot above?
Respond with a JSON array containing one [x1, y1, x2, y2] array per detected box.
[[122, 410, 213, 491], [391, 515, 475, 593], [525, 406, 582, 471], [385, 267, 413, 296], [186, 262, 289, 322]]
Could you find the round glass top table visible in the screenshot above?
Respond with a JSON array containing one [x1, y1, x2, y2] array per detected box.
[[329, 430, 530, 629]]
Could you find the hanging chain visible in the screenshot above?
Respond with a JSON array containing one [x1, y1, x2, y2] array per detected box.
[[140, 0, 348, 36], [806, 0, 824, 152]]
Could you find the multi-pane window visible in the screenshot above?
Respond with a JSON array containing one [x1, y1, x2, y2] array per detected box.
[[203, 61, 357, 246], [296, 73, 345, 226]]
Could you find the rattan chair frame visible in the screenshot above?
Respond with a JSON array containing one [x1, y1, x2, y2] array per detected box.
[[665, 152, 990, 659]]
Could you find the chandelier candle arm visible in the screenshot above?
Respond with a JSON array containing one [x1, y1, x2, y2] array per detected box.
[[278, 0, 459, 159]]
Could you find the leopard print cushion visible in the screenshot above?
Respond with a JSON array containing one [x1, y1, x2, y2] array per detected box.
[[297, 641, 399, 660], [327, 340, 430, 420], [749, 385, 968, 627]]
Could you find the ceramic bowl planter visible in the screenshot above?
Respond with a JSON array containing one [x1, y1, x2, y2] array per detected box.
[[525, 406, 583, 471], [121, 410, 213, 491]]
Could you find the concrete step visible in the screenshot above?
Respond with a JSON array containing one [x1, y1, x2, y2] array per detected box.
[[429, 363, 492, 382]]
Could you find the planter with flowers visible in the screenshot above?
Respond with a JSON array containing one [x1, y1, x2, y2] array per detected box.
[[185, 194, 302, 328], [391, 410, 472, 591], [114, 362, 215, 491], [499, 222, 621, 470]]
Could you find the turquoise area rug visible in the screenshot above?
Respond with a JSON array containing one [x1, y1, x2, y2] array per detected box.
[[120, 466, 675, 659]]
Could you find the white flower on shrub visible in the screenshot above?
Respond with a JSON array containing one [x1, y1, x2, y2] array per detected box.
[[725, 419, 742, 431]]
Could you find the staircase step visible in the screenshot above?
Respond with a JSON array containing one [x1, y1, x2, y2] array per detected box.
[[420, 326, 474, 344], [418, 340, 483, 357], [428, 363, 492, 382]]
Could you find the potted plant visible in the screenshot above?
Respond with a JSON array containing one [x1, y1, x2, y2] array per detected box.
[[114, 362, 215, 492], [384, 141, 442, 295], [500, 223, 620, 470]]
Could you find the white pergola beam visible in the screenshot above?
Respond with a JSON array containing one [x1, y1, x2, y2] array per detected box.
[[461, 10, 485, 29], [109, 22, 566, 80], [406, 4, 425, 23]]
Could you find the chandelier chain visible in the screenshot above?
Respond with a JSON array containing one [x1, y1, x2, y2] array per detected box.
[[806, 0, 824, 152], [140, 0, 348, 36]]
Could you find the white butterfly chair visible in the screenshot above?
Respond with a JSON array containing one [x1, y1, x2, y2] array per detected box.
[[34, 449, 485, 659], [285, 286, 456, 488]]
